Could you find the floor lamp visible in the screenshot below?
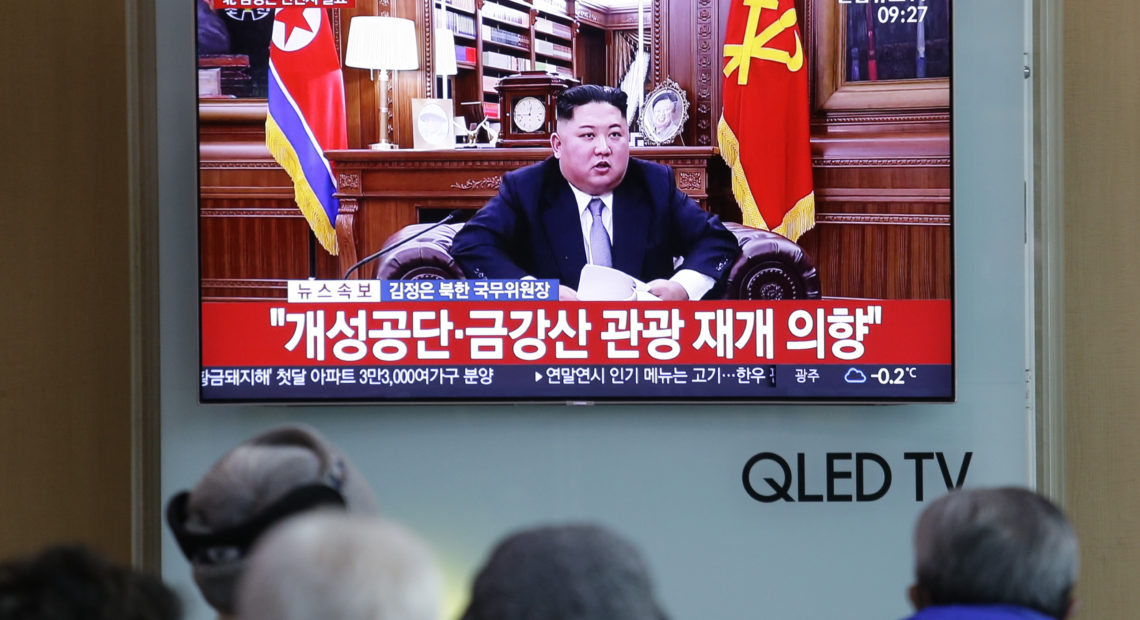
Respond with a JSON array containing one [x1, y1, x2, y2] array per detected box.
[[345, 16, 419, 150]]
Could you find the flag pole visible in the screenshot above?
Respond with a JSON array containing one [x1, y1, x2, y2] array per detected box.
[[637, 0, 644, 114], [865, 3, 878, 81], [309, 232, 317, 278]]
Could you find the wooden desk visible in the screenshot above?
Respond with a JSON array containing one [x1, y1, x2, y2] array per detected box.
[[326, 146, 725, 279]]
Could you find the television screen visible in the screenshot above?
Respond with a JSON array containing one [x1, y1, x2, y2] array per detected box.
[[197, 0, 953, 403]]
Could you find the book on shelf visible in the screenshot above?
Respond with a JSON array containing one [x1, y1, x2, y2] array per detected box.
[[444, 0, 476, 12], [535, 39, 572, 59], [454, 45, 476, 64], [483, 102, 500, 120], [482, 75, 501, 92], [482, 51, 531, 72], [481, 25, 531, 50], [481, 2, 529, 27], [534, 18, 572, 39], [436, 9, 477, 37], [534, 60, 573, 77], [534, 0, 569, 16]]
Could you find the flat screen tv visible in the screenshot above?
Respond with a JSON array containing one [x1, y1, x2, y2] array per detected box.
[[197, 0, 953, 403]]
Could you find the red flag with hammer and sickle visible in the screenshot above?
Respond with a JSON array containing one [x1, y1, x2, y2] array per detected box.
[[718, 0, 814, 241]]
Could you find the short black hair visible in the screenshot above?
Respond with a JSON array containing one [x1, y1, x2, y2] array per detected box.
[[0, 545, 182, 620], [556, 85, 628, 121]]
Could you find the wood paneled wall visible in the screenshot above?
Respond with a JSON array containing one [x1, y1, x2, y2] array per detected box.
[[799, 121, 950, 299], [1063, 1, 1140, 618], [199, 104, 340, 299], [0, 0, 135, 564]]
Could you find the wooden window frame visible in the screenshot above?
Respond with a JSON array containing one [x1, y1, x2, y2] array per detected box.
[[810, 0, 948, 113]]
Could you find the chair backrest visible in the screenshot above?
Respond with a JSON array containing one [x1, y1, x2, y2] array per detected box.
[[722, 222, 821, 300], [373, 222, 466, 281]]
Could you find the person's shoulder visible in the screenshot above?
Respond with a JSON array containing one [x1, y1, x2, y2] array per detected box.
[[504, 157, 559, 185], [628, 157, 673, 182], [629, 157, 670, 171]]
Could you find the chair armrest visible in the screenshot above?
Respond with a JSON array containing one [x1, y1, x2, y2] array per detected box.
[[722, 222, 821, 300], [373, 223, 466, 281], [375, 221, 820, 300]]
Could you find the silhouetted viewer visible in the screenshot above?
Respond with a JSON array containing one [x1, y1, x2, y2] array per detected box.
[[904, 487, 1079, 620], [460, 523, 669, 620], [0, 545, 181, 620], [165, 424, 380, 618]]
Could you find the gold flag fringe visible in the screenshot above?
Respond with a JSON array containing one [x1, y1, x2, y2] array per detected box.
[[265, 114, 340, 255], [716, 116, 815, 242]]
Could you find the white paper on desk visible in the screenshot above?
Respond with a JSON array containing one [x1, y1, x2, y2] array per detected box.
[[576, 264, 661, 301]]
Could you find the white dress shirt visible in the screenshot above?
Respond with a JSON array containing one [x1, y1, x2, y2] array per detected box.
[[566, 183, 715, 300]]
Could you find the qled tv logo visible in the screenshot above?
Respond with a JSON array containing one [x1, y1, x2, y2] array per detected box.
[[741, 451, 972, 503]]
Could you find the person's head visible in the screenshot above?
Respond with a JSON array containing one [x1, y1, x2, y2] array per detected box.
[[236, 512, 442, 620], [910, 487, 1079, 619], [0, 545, 181, 620], [165, 424, 380, 615], [460, 523, 668, 620], [552, 85, 630, 196], [651, 97, 675, 130]]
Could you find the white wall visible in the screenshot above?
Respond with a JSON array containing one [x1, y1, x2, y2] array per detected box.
[[157, 2, 1031, 619]]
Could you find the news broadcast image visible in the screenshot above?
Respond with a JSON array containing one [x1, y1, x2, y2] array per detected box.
[[196, 0, 952, 403]]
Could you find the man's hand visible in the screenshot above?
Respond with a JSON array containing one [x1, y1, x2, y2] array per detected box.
[[646, 279, 689, 301], [558, 285, 579, 301]]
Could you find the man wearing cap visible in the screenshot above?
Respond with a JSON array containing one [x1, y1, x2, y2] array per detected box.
[[165, 424, 379, 618], [451, 84, 740, 301]]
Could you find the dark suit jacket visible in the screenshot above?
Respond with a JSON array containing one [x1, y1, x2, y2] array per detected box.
[[451, 157, 740, 295]]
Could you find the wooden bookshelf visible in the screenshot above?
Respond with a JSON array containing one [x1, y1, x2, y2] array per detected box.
[[436, 0, 578, 126]]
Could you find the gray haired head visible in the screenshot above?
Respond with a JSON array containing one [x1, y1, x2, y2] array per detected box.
[[912, 487, 1078, 619], [237, 511, 442, 620], [460, 523, 669, 620], [165, 424, 380, 614]]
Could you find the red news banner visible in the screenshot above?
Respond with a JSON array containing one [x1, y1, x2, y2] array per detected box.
[[202, 300, 951, 367]]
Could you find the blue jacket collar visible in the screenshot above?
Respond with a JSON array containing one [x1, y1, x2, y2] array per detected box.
[[907, 605, 1056, 620]]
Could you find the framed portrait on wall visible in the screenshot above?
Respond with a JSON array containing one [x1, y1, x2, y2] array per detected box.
[[639, 79, 689, 145]]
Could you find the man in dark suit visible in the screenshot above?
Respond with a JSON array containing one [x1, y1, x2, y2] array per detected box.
[[451, 85, 740, 300]]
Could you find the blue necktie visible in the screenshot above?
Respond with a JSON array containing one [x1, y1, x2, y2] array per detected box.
[[587, 197, 612, 268]]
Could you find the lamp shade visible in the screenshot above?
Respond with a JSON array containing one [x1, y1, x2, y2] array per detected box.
[[434, 28, 458, 77], [344, 16, 420, 71]]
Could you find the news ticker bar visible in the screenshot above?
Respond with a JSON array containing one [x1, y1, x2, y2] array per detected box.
[[200, 364, 953, 401]]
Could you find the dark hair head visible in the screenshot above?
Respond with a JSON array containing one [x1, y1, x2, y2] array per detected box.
[[556, 85, 628, 121], [460, 523, 668, 620], [913, 487, 1078, 619], [0, 545, 181, 620]]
